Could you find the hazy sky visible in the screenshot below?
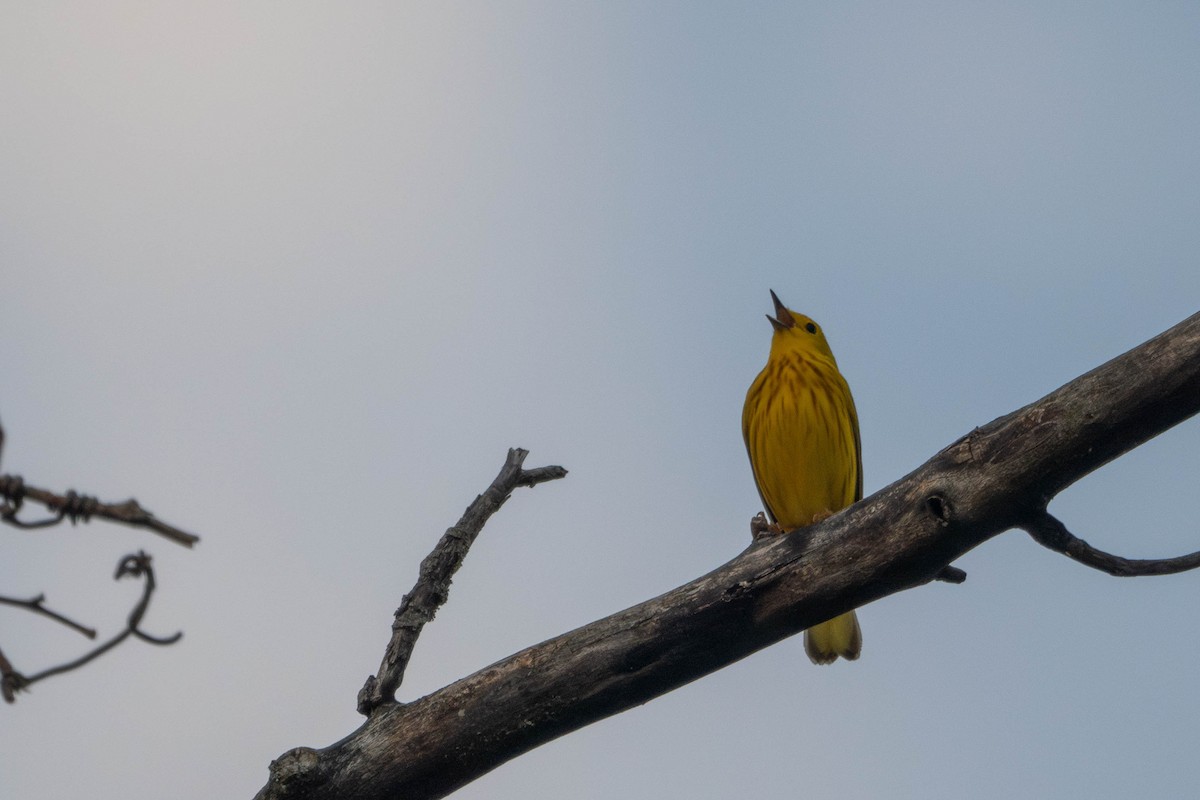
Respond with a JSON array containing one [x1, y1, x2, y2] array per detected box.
[[3, 3, 1199, 799]]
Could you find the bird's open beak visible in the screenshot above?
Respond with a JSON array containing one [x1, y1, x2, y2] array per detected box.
[[767, 289, 795, 332]]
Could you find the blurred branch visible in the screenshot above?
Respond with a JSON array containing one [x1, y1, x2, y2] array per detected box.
[[357, 448, 567, 715], [0, 593, 98, 639], [0, 419, 193, 702], [0, 418, 198, 547], [0, 646, 21, 704], [1, 551, 182, 704], [0, 475, 199, 547], [255, 310, 1200, 800]]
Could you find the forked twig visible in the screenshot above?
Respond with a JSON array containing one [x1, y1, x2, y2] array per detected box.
[[0, 594, 98, 638], [356, 448, 567, 715], [0, 551, 182, 703]]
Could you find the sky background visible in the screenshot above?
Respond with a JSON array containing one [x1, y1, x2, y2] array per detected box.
[[2, 3, 1199, 798]]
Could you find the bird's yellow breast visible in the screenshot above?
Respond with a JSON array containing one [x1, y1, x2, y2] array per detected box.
[[742, 351, 861, 528]]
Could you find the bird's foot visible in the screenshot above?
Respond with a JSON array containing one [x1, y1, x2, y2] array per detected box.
[[750, 512, 786, 540]]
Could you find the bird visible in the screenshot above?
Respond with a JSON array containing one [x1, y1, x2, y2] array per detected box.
[[742, 289, 863, 664]]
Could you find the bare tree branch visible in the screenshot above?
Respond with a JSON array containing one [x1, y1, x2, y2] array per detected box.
[[1, 552, 182, 704], [255, 310, 1200, 800], [1, 419, 196, 702], [0, 421, 197, 547], [0, 474, 199, 547], [1023, 512, 1200, 576], [0, 594, 98, 639], [357, 448, 567, 715]]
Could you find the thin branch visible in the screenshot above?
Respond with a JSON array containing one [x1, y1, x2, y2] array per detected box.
[[0, 475, 198, 547], [1, 551, 182, 704], [0, 594, 97, 638], [1023, 512, 1200, 577], [356, 448, 567, 715]]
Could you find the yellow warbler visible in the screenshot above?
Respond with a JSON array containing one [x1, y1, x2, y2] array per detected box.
[[742, 290, 863, 664]]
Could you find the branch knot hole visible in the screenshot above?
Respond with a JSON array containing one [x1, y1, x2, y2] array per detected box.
[[925, 493, 952, 526]]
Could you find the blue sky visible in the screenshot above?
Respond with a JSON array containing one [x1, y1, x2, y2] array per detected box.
[[2, 4, 1199, 798]]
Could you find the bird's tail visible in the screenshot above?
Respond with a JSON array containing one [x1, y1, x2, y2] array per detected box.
[[804, 610, 862, 665]]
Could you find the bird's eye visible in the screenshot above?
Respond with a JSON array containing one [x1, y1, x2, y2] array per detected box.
[[805, 322, 817, 334]]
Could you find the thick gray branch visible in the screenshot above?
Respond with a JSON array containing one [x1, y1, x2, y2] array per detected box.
[[255, 310, 1200, 800]]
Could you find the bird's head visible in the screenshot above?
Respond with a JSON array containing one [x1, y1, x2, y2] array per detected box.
[[765, 289, 838, 362]]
